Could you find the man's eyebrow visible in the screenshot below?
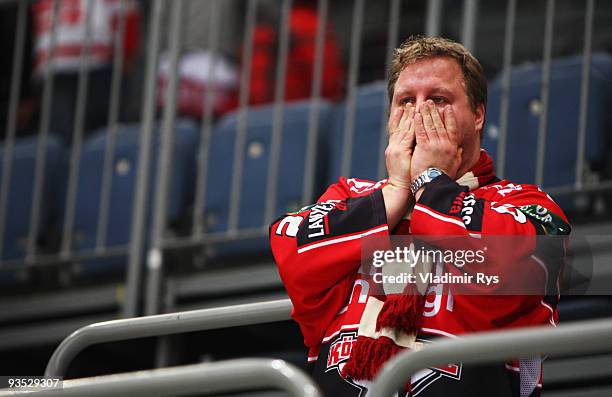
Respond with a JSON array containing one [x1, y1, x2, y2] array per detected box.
[[394, 86, 454, 98], [393, 88, 412, 98], [430, 87, 453, 96]]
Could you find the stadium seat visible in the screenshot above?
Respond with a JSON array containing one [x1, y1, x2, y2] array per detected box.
[[202, 99, 333, 259], [328, 80, 389, 184], [67, 120, 199, 275], [0, 135, 65, 284], [483, 53, 612, 208]]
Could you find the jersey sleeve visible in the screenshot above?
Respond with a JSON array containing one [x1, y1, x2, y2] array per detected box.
[[411, 174, 570, 237], [411, 174, 571, 328], [269, 178, 389, 348]]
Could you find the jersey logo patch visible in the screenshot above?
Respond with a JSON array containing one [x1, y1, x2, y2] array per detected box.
[[326, 331, 357, 372], [324, 331, 368, 396]]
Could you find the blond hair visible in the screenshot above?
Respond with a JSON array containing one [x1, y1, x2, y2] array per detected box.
[[388, 36, 487, 113]]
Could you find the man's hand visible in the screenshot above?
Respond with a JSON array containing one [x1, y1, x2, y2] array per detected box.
[[410, 101, 463, 184], [386, 104, 416, 189], [382, 104, 415, 229]]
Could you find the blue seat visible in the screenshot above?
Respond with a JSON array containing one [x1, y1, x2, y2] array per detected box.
[[68, 120, 199, 275], [483, 54, 612, 201], [328, 81, 389, 184], [203, 99, 333, 259], [558, 296, 612, 322], [0, 135, 65, 284]]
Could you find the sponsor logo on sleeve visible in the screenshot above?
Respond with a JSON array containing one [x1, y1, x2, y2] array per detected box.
[[307, 200, 346, 238], [490, 202, 527, 224], [519, 204, 571, 235], [449, 192, 482, 230], [486, 183, 523, 197], [346, 178, 386, 194], [449, 192, 467, 214]]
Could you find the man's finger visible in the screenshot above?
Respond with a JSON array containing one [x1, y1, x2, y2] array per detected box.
[[405, 106, 416, 149], [392, 105, 412, 143], [444, 106, 459, 144], [404, 105, 415, 135], [414, 112, 429, 145], [390, 105, 414, 149], [388, 107, 404, 135], [420, 102, 439, 142], [430, 102, 448, 139], [397, 104, 412, 133]]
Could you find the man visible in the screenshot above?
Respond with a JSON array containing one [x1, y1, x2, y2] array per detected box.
[[270, 36, 570, 396]]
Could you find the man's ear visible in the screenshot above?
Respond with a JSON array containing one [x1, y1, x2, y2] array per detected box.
[[475, 103, 485, 136]]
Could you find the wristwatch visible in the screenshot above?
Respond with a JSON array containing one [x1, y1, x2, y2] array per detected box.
[[410, 168, 443, 196]]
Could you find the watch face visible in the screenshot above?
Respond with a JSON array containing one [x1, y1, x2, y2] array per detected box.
[[427, 168, 443, 179]]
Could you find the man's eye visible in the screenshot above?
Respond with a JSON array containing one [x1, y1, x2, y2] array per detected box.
[[431, 97, 447, 104], [400, 98, 415, 105]]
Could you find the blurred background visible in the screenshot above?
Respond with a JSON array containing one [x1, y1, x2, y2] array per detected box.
[[0, 0, 612, 395]]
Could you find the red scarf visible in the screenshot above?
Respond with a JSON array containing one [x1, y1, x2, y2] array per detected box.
[[342, 150, 497, 385]]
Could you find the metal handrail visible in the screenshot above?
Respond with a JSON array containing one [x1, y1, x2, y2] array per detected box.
[[367, 317, 612, 397], [6, 359, 321, 397], [45, 299, 293, 377]]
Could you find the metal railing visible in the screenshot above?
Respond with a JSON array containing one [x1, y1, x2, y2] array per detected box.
[[44, 298, 292, 377], [367, 317, 612, 397], [0, 0, 609, 321], [5, 359, 321, 397]]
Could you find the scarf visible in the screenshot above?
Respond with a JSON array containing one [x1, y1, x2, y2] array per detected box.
[[342, 150, 497, 385]]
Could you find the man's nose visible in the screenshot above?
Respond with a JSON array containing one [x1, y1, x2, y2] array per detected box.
[[413, 99, 426, 112]]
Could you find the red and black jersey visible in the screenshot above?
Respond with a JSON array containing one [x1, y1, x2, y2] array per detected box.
[[270, 153, 571, 397]]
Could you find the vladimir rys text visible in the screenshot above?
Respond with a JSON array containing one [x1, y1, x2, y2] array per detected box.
[[372, 271, 499, 286]]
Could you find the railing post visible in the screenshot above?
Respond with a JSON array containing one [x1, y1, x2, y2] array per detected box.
[[264, 0, 292, 225], [496, 0, 517, 179], [192, 0, 223, 237], [425, 0, 443, 37], [26, 0, 60, 263], [61, 0, 95, 257], [97, 0, 128, 250], [535, 0, 556, 186], [302, 0, 328, 205], [461, 0, 479, 53], [228, 0, 259, 233], [340, 0, 365, 178], [575, 0, 596, 189], [0, 0, 28, 260], [124, 0, 164, 318], [377, 0, 402, 181], [144, 0, 184, 317]]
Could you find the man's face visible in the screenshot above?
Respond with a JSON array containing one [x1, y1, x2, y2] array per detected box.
[[389, 56, 484, 159]]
